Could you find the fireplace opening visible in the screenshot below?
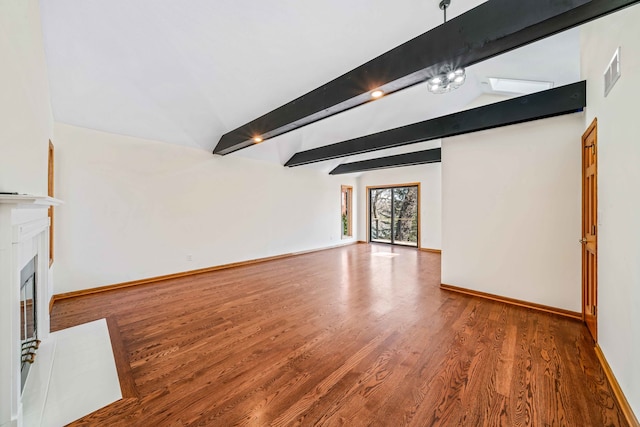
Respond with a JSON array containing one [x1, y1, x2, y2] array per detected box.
[[20, 256, 39, 391]]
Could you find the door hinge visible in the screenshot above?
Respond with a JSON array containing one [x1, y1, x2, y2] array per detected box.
[[585, 143, 596, 154]]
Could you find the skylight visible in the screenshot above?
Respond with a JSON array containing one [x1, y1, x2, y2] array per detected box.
[[487, 77, 554, 95]]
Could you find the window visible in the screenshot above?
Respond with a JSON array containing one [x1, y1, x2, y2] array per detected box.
[[368, 184, 419, 247], [341, 186, 353, 238]]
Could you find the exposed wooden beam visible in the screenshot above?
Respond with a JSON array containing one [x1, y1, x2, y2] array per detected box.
[[286, 81, 586, 167], [329, 149, 441, 175], [213, 0, 638, 155]]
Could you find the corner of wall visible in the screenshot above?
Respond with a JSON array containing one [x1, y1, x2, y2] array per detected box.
[[0, 0, 54, 195], [579, 5, 640, 418]]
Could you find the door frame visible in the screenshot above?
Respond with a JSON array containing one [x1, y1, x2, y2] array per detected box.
[[366, 182, 421, 248], [582, 118, 598, 341], [48, 140, 54, 266]]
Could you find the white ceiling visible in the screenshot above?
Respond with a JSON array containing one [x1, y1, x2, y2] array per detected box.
[[39, 1, 580, 172]]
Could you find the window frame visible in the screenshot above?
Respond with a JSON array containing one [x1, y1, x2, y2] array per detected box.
[[341, 185, 353, 239], [366, 182, 421, 248]]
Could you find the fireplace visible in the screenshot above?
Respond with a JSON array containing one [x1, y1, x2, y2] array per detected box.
[[0, 194, 61, 427], [19, 256, 39, 392]]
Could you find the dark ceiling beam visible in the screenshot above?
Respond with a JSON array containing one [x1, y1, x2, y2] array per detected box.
[[213, 0, 638, 155], [286, 81, 586, 167], [329, 148, 441, 175]]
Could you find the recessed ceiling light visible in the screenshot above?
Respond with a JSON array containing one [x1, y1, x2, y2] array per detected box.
[[253, 136, 263, 143], [371, 90, 384, 99], [487, 77, 554, 95]]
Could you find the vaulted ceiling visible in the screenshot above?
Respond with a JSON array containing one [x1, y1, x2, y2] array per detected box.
[[40, 1, 581, 173]]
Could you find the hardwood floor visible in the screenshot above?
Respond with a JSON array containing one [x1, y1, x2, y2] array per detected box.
[[50, 244, 627, 426]]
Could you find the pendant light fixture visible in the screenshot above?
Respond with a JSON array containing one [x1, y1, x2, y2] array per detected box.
[[427, 0, 466, 94]]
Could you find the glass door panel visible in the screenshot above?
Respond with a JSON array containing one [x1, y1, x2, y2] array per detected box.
[[370, 188, 392, 243], [392, 186, 418, 246], [369, 185, 419, 247]]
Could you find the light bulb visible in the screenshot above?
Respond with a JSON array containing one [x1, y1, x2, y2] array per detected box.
[[371, 90, 384, 99], [253, 137, 263, 143]]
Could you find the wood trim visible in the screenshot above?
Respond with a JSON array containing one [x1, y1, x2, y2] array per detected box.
[[582, 117, 598, 339], [440, 283, 582, 321], [106, 316, 138, 399], [49, 296, 55, 313], [365, 182, 421, 190], [53, 242, 359, 301], [366, 186, 369, 244], [419, 248, 441, 254], [595, 344, 640, 427], [365, 182, 421, 247], [48, 140, 54, 267]]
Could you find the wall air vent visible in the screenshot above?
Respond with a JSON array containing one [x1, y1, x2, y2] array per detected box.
[[604, 47, 621, 97]]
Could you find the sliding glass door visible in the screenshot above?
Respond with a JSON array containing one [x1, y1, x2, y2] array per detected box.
[[369, 185, 419, 247]]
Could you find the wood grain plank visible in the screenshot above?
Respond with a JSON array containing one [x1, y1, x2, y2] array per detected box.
[[50, 245, 628, 426], [106, 316, 138, 399]]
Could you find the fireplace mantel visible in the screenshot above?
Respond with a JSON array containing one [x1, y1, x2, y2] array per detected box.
[[0, 195, 62, 427], [0, 195, 62, 209]]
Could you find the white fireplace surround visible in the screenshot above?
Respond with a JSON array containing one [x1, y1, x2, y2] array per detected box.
[[0, 195, 62, 427]]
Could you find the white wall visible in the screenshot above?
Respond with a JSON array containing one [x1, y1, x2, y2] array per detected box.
[[441, 114, 584, 311], [0, 0, 53, 195], [357, 162, 441, 250], [53, 123, 357, 294], [581, 6, 640, 416]]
